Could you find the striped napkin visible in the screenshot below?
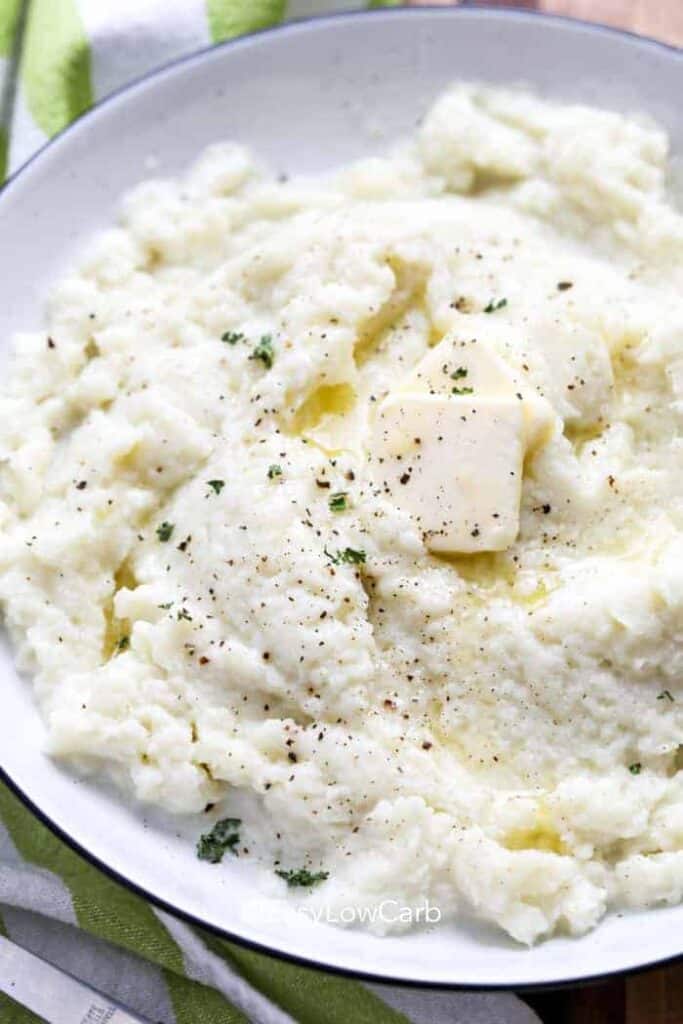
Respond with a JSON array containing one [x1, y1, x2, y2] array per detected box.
[[0, 2, 542, 1021]]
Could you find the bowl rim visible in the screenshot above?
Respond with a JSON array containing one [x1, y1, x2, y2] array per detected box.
[[1, 3, 682, 992], [1, 2, 681, 195]]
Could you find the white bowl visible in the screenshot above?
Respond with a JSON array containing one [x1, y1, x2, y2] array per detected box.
[[1, 6, 681, 989]]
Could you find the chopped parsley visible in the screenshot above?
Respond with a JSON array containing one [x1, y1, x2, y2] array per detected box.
[[452, 386, 474, 396], [450, 367, 468, 380], [657, 690, 675, 702], [176, 608, 192, 622], [207, 479, 225, 495], [221, 331, 244, 345], [196, 818, 242, 863], [267, 464, 283, 479], [276, 867, 329, 888], [324, 546, 366, 566], [116, 635, 130, 652], [329, 492, 348, 512], [484, 298, 508, 314], [158, 602, 173, 610], [250, 334, 274, 370], [156, 521, 174, 542], [629, 762, 642, 775]]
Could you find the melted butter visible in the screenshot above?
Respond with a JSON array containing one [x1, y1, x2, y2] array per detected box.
[[504, 824, 567, 855], [442, 550, 518, 589], [287, 382, 360, 454], [102, 560, 136, 659], [290, 382, 356, 434], [514, 578, 552, 608], [563, 419, 606, 451]]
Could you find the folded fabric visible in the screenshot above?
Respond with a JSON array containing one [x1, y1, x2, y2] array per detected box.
[[0, 2, 541, 1021]]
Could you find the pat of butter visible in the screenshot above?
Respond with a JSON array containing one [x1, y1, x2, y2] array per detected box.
[[372, 393, 524, 553], [403, 333, 515, 398], [371, 331, 557, 554], [401, 333, 555, 452]]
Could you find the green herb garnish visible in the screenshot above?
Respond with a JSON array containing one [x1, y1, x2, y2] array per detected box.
[[207, 479, 225, 495], [450, 367, 468, 380], [221, 331, 244, 345], [156, 521, 174, 542], [250, 334, 274, 370], [116, 635, 130, 652], [452, 386, 474, 396], [177, 608, 192, 622], [158, 602, 173, 610], [276, 868, 329, 888], [484, 298, 508, 314], [267, 464, 283, 479], [197, 818, 242, 863], [329, 492, 348, 512], [324, 546, 366, 565], [657, 690, 675, 702], [629, 762, 642, 775]]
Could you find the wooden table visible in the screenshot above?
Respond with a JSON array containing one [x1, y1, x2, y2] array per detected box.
[[409, 2, 683, 1021], [414, 0, 683, 46], [534, 1, 683, 47]]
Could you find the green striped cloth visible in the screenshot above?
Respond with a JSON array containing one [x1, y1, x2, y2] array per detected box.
[[0, 0, 20, 175], [0, 2, 540, 1021], [0, 785, 539, 1022]]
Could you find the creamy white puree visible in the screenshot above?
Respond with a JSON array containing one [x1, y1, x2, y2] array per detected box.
[[1, 85, 683, 944]]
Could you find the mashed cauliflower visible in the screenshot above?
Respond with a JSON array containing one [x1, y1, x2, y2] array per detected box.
[[2, 85, 683, 945]]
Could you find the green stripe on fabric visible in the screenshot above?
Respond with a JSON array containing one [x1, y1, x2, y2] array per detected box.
[[368, 1, 402, 7], [166, 967, 249, 1024], [206, 0, 286, 43], [0, 992, 44, 1024], [0, 0, 22, 184], [207, 934, 412, 1024], [0, 785, 184, 968], [0, 0, 21, 57], [0, 785, 248, 1024], [21, 0, 92, 137]]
